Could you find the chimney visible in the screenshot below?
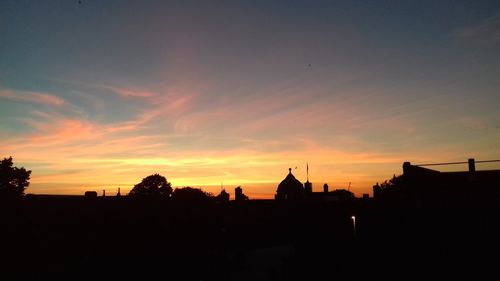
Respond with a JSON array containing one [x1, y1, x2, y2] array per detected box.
[[403, 162, 412, 175], [323, 183, 329, 193], [102, 189, 106, 197], [468, 158, 476, 172]]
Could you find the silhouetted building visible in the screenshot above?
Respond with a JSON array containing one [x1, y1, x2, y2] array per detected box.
[[117, 187, 121, 197], [398, 158, 500, 208], [309, 187, 355, 202], [304, 181, 312, 195], [275, 168, 304, 201], [235, 186, 248, 201], [84, 191, 97, 198]]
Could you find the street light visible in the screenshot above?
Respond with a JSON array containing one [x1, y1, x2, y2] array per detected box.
[[351, 215, 356, 236]]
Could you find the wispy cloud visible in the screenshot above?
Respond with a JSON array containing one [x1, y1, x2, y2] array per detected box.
[[105, 86, 157, 98], [51, 79, 159, 99], [0, 89, 65, 106], [452, 15, 500, 47]]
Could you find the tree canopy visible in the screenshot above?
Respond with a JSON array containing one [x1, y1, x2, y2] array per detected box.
[[129, 174, 172, 197], [215, 189, 230, 203], [373, 174, 407, 202], [171, 187, 213, 203], [0, 157, 31, 197], [330, 189, 355, 200], [379, 174, 405, 192]]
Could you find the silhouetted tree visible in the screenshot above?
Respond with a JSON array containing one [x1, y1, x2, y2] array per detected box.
[[129, 174, 172, 197], [380, 174, 405, 192], [171, 187, 213, 202], [215, 189, 230, 203], [235, 186, 249, 201], [330, 189, 355, 200], [0, 156, 31, 197], [375, 174, 408, 203]]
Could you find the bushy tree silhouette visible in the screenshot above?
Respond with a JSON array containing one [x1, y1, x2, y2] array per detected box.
[[129, 174, 172, 197], [215, 189, 230, 203], [374, 174, 407, 202], [171, 187, 213, 202], [0, 156, 31, 197], [380, 174, 405, 192], [330, 189, 355, 200]]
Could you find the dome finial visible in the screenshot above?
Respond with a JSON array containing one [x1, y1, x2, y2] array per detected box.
[[288, 168, 292, 174]]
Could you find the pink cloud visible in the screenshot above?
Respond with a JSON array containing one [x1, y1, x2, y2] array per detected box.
[[103, 110, 161, 133], [27, 119, 97, 145], [51, 79, 158, 99], [166, 95, 193, 111], [0, 89, 65, 106], [106, 86, 157, 98], [3, 108, 169, 159]]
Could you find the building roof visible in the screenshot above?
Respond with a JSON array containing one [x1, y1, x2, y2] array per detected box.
[[276, 168, 304, 199]]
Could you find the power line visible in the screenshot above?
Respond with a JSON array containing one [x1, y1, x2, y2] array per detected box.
[[415, 159, 500, 167]]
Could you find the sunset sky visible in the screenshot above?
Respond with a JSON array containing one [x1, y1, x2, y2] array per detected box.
[[1, 1, 500, 198]]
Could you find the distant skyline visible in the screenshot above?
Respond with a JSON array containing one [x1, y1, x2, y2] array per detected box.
[[1, 1, 500, 198]]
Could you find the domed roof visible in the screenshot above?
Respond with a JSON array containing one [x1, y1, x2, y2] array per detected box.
[[276, 168, 304, 200]]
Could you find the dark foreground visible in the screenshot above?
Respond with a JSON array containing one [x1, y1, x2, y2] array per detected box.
[[1, 197, 499, 280]]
